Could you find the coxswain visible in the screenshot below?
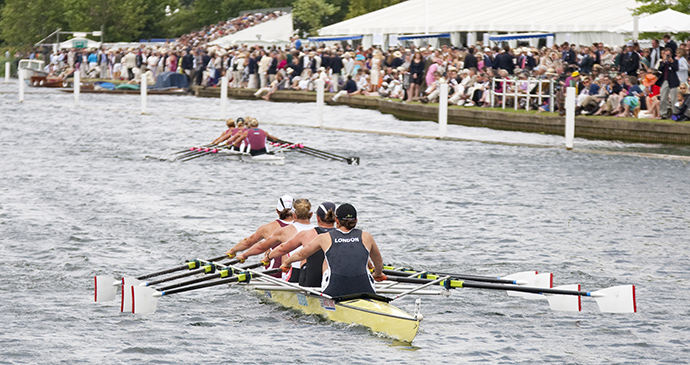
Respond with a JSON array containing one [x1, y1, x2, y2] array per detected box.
[[281, 203, 385, 297], [226, 195, 294, 277], [211, 117, 245, 146], [227, 118, 278, 156], [266, 202, 336, 287], [237, 198, 314, 282]]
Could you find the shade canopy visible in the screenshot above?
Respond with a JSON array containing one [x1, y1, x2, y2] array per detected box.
[[209, 13, 293, 47], [318, 0, 635, 46], [489, 33, 555, 42], [59, 37, 101, 50], [610, 9, 690, 33]]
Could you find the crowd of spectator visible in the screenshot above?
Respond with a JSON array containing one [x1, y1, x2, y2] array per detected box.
[[20, 10, 690, 121]]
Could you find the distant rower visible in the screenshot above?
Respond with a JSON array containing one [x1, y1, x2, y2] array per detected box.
[[281, 203, 385, 297], [211, 117, 245, 146], [226, 118, 278, 156]]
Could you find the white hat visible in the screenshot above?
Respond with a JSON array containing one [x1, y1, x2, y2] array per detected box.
[[277, 195, 293, 211], [484, 47, 491, 52]]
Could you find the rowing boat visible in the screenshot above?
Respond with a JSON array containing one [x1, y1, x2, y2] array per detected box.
[[215, 149, 286, 165], [246, 278, 422, 343]]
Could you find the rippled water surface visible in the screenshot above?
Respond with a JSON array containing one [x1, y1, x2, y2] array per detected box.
[[1, 82, 689, 364]]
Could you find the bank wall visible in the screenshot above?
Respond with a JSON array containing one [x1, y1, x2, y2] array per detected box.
[[194, 87, 690, 145]]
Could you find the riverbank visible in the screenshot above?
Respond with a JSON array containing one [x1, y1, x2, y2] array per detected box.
[[194, 86, 690, 145]]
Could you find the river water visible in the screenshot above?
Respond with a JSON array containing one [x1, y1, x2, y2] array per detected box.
[[1, 82, 689, 364]]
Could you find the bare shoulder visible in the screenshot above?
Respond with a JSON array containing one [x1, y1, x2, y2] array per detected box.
[[257, 220, 279, 235]]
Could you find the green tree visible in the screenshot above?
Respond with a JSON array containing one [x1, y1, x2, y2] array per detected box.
[[345, 0, 401, 19], [64, 0, 175, 41], [0, 0, 69, 47], [293, 0, 339, 37], [633, 0, 690, 39]]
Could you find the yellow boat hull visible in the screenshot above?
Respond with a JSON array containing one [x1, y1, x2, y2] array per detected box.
[[250, 287, 421, 343]]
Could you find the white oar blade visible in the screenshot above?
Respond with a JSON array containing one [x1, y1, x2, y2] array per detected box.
[[508, 273, 552, 299], [591, 285, 637, 313], [94, 276, 118, 302], [545, 284, 581, 311], [120, 277, 141, 313], [132, 285, 160, 314], [503, 271, 537, 284]]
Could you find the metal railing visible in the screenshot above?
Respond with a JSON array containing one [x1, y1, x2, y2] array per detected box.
[[490, 77, 555, 111]]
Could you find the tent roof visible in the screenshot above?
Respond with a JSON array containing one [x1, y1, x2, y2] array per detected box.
[[58, 37, 101, 50], [319, 0, 637, 36], [209, 13, 293, 47], [610, 8, 690, 33]]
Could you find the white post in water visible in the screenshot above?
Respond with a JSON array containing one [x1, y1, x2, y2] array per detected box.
[[74, 71, 80, 106], [438, 82, 448, 138], [220, 75, 228, 119], [5, 62, 9, 83], [18, 69, 24, 103], [316, 78, 324, 127], [141, 72, 147, 114], [565, 87, 576, 150]]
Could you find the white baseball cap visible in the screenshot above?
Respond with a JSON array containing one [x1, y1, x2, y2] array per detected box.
[[277, 195, 293, 211]]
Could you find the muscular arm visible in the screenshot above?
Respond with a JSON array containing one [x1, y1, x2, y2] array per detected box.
[[239, 225, 293, 259], [226, 222, 274, 256], [362, 231, 383, 278], [268, 229, 315, 260], [281, 233, 328, 268]]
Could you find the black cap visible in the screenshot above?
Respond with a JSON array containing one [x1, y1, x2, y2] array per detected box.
[[316, 202, 336, 219], [336, 203, 357, 220]]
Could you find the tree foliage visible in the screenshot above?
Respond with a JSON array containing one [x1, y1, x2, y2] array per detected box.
[[346, 0, 402, 19], [633, 0, 690, 39], [293, 0, 339, 37], [0, 0, 398, 47]]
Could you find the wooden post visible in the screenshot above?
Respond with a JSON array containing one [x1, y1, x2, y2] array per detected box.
[[74, 71, 80, 106], [565, 87, 575, 150], [18, 68, 24, 103], [316, 78, 324, 127], [141, 72, 147, 114], [438, 83, 448, 138], [220, 75, 228, 119]]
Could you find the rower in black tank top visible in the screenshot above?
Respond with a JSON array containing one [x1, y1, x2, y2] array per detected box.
[[298, 226, 333, 287], [322, 228, 376, 297]]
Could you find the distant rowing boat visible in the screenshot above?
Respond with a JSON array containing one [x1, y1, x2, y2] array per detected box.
[[215, 148, 286, 165]]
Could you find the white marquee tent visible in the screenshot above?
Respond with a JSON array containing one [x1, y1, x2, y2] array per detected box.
[[58, 37, 101, 50], [318, 0, 638, 48], [209, 13, 293, 48], [610, 9, 690, 34]]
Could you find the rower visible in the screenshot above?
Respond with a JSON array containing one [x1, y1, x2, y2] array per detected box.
[[211, 117, 244, 146], [266, 202, 336, 287], [281, 203, 385, 297], [226, 195, 294, 277], [237, 198, 314, 282], [228, 118, 278, 156], [224, 117, 249, 151]]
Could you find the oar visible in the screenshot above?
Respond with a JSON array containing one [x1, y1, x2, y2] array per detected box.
[[94, 254, 234, 302], [172, 144, 215, 155], [381, 266, 552, 299], [131, 268, 281, 314], [382, 267, 534, 285], [383, 275, 637, 313], [178, 148, 220, 162], [274, 139, 359, 165], [153, 262, 265, 291], [175, 147, 219, 161], [140, 259, 242, 286]]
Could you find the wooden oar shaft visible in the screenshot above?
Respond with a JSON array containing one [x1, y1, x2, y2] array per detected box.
[[383, 269, 517, 285]]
